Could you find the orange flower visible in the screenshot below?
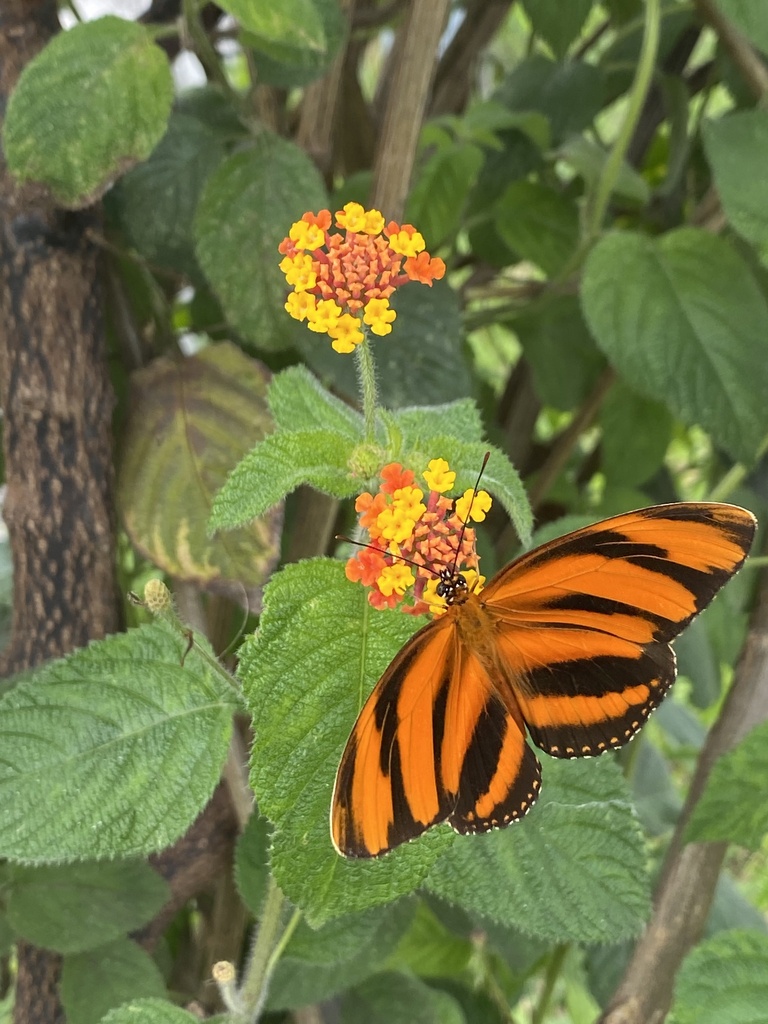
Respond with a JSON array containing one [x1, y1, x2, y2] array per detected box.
[[345, 459, 493, 614]]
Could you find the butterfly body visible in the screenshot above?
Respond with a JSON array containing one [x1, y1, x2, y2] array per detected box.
[[331, 502, 756, 858]]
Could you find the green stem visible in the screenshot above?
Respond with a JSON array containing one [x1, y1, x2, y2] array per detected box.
[[585, 0, 661, 240], [706, 432, 768, 503], [355, 335, 379, 443], [531, 943, 569, 1024], [237, 876, 297, 1022]]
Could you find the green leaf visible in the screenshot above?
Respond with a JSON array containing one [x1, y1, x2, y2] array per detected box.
[[0, 620, 238, 862], [390, 400, 484, 451], [521, 0, 593, 57], [234, 812, 271, 917], [686, 721, 768, 850], [559, 136, 650, 205], [267, 900, 415, 1010], [222, 0, 326, 48], [61, 941, 167, 1024], [581, 229, 768, 463], [194, 136, 327, 350], [515, 295, 606, 410], [426, 758, 651, 943], [671, 929, 768, 1024], [496, 180, 579, 277], [406, 141, 484, 247], [341, 971, 465, 1024], [712, 0, 768, 53], [385, 900, 472, 978], [299, 280, 470, 409], [2, 17, 173, 208], [268, 365, 362, 438], [118, 343, 281, 605], [96, 997, 194, 1024], [495, 56, 605, 144], [208, 429, 357, 533], [7, 861, 168, 954], [240, 559, 454, 925], [244, 0, 347, 88], [599, 381, 674, 486], [107, 111, 225, 275], [702, 109, 768, 260]]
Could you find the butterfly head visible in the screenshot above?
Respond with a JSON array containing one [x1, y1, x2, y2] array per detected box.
[[435, 568, 469, 605]]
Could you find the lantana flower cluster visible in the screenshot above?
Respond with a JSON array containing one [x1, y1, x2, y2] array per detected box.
[[278, 203, 446, 354], [345, 458, 493, 615]]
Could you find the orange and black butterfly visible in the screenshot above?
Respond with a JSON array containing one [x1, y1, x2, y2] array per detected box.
[[331, 503, 756, 857]]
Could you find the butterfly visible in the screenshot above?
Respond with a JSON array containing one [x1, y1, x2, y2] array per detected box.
[[331, 502, 756, 857]]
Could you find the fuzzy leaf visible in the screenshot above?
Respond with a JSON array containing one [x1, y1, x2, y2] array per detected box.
[[340, 971, 465, 1024], [581, 229, 768, 463], [426, 758, 651, 943], [702, 109, 768, 260], [389, 399, 484, 450], [268, 365, 362, 438], [267, 900, 415, 1010], [195, 136, 326, 350], [97, 998, 194, 1024], [209, 429, 357, 533], [7, 861, 168, 954], [671, 929, 768, 1024], [240, 559, 454, 925], [234, 812, 271, 917], [685, 721, 768, 850], [0, 620, 239, 862], [3, 17, 172, 207], [119, 343, 280, 606], [62, 942, 167, 1024]]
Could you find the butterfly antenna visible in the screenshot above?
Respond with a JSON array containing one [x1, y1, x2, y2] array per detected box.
[[336, 535, 443, 580], [451, 451, 491, 575]]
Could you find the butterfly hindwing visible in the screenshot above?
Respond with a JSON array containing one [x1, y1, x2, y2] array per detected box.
[[482, 503, 756, 759], [331, 612, 542, 857]]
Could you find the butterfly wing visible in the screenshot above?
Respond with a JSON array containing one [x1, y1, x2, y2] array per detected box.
[[481, 503, 756, 758], [331, 612, 542, 858]]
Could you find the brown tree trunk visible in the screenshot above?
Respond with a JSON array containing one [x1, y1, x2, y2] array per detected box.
[[0, 3, 121, 1021]]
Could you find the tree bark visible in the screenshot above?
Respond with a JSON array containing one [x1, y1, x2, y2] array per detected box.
[[1, 3, 121, 1021]]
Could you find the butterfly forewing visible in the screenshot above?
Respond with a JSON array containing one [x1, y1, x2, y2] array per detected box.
[[482, 503, 756, 758]]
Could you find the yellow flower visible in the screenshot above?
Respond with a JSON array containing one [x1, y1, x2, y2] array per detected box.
[[285, 291, 317, 321], [363, 297, 397, 337], [289, 219, 325, 250], [307, 299, 343, 334], [423, 458, 455, 494], [455, 489, 493, 523], [392, 485, 426, 522], [328, 313, 365, 353], [280, 253, 316, 291], [387, 225, 426, 258], [377, 562, 415, 597]]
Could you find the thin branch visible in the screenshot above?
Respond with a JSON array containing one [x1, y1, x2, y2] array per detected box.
[[370, 0, 452, 219], [694, 0, 768, 100]]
